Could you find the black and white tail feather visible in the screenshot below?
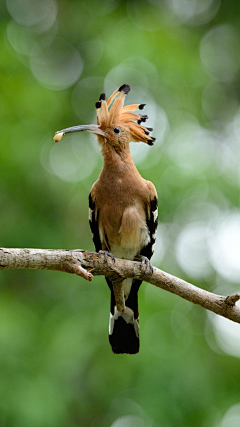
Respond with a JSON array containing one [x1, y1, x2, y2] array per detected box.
[[89, 193, 158, 354], [107, 277, 141, 354]]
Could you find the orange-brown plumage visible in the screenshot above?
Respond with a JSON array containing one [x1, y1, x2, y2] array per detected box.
[[91, 145, 154, 257], [122, 103, 145, 113], [54, 83, 158, 354]]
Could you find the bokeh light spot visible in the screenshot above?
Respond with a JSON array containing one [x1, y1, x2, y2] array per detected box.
[[219, 403, 240, 427], [41, 134, 98, 182], [200, 24, 240, 82], [211, 314, 240, 358], [202, 80, 238, 124], [163, 0, 220, 26], [6, 0, 58, 33], [30, 38, 84, 90], [167, 123, 218, 177], [208, 212, 240, 283], [175, 222, 212, 279]]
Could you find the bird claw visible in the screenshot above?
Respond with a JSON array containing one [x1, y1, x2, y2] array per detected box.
[[99, 250, 116, 264], [140, 256, 153, 276]]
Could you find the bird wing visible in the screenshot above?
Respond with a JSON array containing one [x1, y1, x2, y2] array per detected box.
[[140, 180, 158, 260], [88, 187, 102, 252]]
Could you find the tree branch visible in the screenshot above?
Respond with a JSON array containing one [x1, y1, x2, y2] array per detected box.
[[1, 247, 240, 323]]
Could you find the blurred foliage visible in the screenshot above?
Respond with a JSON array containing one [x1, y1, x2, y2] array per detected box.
[[1, 0, 240, 426]]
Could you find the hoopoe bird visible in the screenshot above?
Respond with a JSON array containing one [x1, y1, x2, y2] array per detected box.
[[54, 84, 158, 354]]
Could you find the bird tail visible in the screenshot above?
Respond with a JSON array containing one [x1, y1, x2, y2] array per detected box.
[[106, 278, 142, 354]]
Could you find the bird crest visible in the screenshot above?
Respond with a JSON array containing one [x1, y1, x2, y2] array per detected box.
[[95, 84, 155, 146], [54, 84, 155, 145]]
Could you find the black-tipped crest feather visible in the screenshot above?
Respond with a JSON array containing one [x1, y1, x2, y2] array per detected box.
[[99, 93, 106, 101], [118, 84, 131, 94], [95, 84, 155, 145]]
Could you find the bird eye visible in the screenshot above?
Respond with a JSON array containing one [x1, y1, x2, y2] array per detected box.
[[113, 127, 120, 134]]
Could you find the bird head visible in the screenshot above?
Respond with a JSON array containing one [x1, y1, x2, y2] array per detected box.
[[54, 84, 156, 149]]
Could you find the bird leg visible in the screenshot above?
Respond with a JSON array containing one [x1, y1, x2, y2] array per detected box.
[[112, 280, 126, 313], [134, 255, 153, 276], [99, 251, 125, 311], [99, 250, 116, 264]]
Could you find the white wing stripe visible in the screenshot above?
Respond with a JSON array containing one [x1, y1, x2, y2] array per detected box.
[[153, 208, 158, 222]]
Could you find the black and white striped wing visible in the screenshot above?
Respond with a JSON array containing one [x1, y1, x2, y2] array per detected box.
[[141, 195, 158, 260], [88, 192, 102, 252]]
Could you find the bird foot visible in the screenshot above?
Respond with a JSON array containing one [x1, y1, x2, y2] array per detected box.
[[135, 255, 153, 276], [99, 250, 116, 264], [141, 256, 153, 275]]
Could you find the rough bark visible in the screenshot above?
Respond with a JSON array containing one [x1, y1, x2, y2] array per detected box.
[[1, 247, 240, 323]]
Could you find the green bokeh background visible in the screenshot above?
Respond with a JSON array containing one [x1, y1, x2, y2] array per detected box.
[[1, 0, 240, 426]]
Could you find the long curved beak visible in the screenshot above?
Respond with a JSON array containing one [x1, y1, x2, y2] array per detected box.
[[54, 124, 105, 142]]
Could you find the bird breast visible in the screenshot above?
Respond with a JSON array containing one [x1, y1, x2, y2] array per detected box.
[[99, 202, 149, 260]]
